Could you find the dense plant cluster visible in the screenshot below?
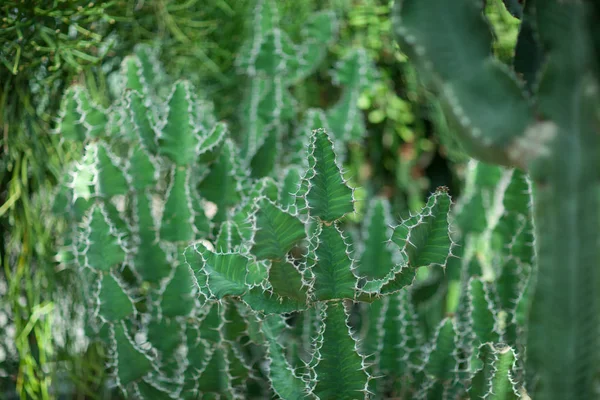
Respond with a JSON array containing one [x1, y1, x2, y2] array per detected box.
[[2, 0, 599, 399], [52, 13, 535, 400]]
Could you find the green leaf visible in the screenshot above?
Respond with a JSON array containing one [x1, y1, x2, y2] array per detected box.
[[251, 198, 306, 261], [158, 81, 200, 166], [309, 223, 357, 301], [312, 302, 369, 400], [97, 273, 134, 322], [305, 128, 354, 222]]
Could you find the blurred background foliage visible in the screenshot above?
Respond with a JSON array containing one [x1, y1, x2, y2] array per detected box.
[[0, 0, 518, 398]]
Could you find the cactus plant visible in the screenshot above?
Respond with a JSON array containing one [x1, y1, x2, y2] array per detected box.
[[51, 11, 543, 399], [393, 0, 600, 398], [235, 0, 338, 177]]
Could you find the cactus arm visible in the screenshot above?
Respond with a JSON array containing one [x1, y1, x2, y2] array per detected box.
[[159, 167, 195, 242], [391, 188, 453, 269], [198, 139, 245, 223], [95, 143, 129, 197], [131, 190, 171, 283], [392, 0, 534, 168], [376, 188, 453, 294], [81, 205, 127, 271], [326, 49, 378, 144], [286, 10, 338, 85], [128, 146, 158, 191], [278, 166, 303, 213], [489, 345, 520, 400], [56, 85, 88, 142], [134, 380, 173, 400], [417, 317, 459, 397], [262, 315, 310, 400], [158, 81, 201, 166], [469, 343, 519, 400], [289, 109, 330, 168], [187, 245, 262, 299], [357, 198, 399, 281], [524, 1, 600, 398], [111, 321, 154, 387], [97, 273, 135, 322], [127, 91, 158, 154], [133, 44, 167, 96], [309, 222, 358, 301], [159, 264, 198, 318], [241, 288, 308, 314], [304, 128, 354, 222], [468, 278, 500, 345], [311, 302, 370, 400]]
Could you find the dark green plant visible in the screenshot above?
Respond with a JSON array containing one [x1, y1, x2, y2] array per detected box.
[[55, 40, 536, 396], [393, 0, 600, 398]]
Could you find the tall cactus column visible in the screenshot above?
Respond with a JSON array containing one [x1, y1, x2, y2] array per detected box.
[[392, 0, 600, 398], [524, 3, 600, 398]]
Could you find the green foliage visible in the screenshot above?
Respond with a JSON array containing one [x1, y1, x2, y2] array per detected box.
[[393, 1, 600, 399], [4, 1, 563, 398], [56, 56, 535, 395]]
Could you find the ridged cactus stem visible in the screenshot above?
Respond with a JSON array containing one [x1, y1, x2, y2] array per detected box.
[[524, 3, 600, 398], [393, 0, 600, 398], [527, 139, 599, 398]]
